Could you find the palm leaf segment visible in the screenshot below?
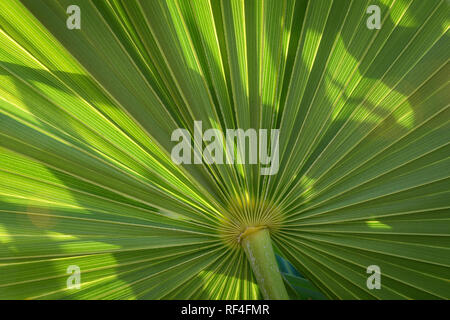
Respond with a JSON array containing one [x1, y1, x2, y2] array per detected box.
[[0, 0, 448, 299]]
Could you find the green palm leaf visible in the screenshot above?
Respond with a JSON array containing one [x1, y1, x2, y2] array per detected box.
[[0, 0, 448, 299]]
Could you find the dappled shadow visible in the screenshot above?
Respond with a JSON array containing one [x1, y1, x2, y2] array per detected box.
[[0, 199, 73, 299], [0, 0, 446, 299], [269, 0, 447, 206]]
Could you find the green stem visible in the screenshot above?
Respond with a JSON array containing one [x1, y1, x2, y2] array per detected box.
[[240, 227, 289, 300]]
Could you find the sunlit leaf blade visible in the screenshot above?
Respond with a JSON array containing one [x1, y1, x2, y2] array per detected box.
[[0, 0, 448, 299]]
